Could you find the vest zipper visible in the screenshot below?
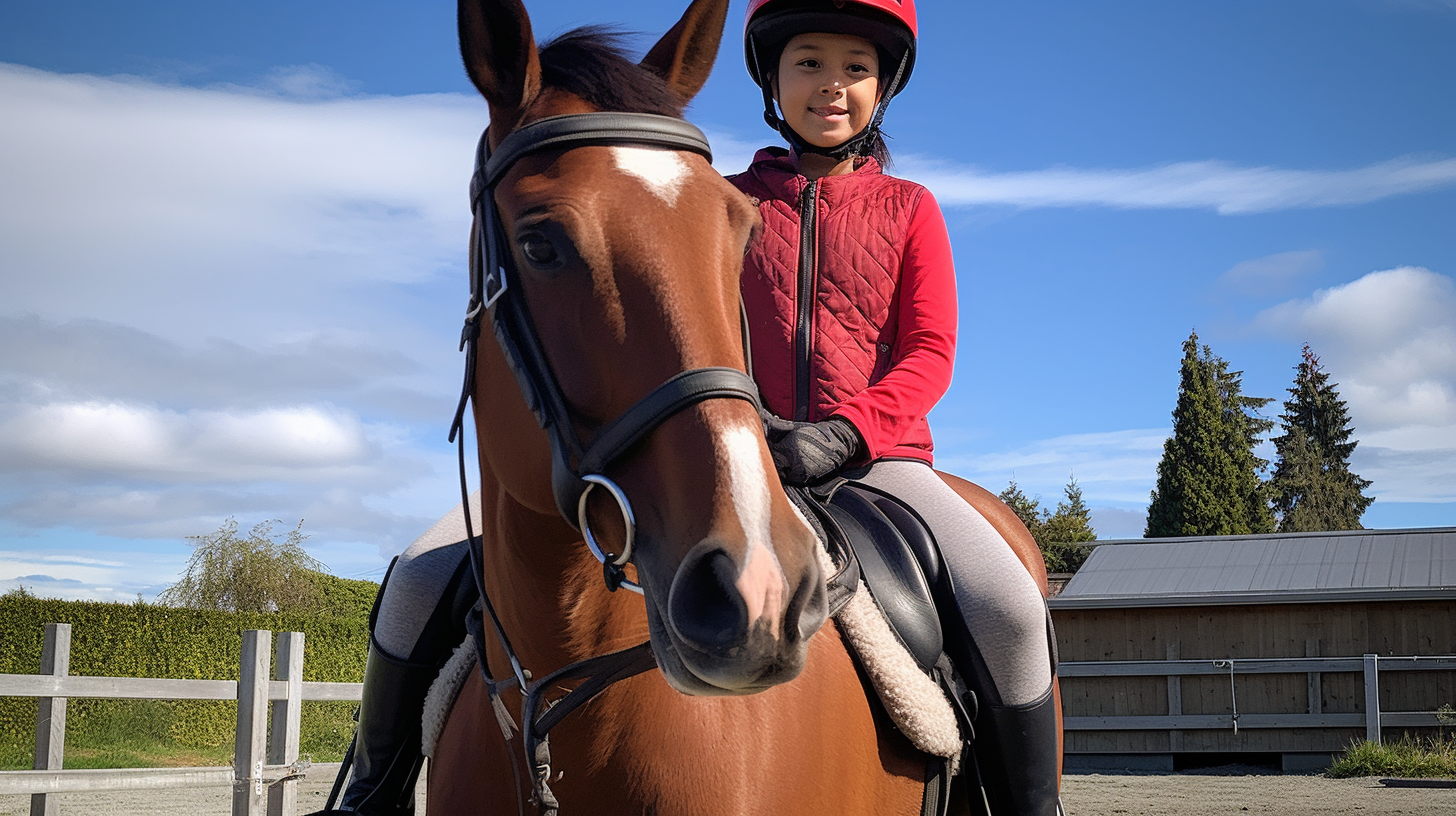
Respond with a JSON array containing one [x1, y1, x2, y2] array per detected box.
[[794, 179, 819, 421]]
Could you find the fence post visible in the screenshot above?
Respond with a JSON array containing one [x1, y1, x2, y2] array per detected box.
[[1363, 653, 1381, 745], [1305, 638, 1322, 716], [1165, 642, 1182, 753], [30, 623, 71, 816], [235, 630, 271, 816], [267, 632, 304, 816]]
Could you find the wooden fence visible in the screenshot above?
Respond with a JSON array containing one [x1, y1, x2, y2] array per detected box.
[[1057, 653, 1456, 754], [0, 624, 362, 816], [7, 622, 1454, 809]]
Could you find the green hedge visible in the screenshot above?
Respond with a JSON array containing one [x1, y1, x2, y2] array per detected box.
[[0, 592, 375, 770]]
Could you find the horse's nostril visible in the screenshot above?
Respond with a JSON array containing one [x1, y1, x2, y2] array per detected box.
[[668, 547, 748, 653]]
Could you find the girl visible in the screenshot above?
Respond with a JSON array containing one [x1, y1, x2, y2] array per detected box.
[[735, 1, 1062, 813]]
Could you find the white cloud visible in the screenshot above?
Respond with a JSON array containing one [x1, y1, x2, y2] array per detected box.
[[896, 155, 1456, 215], [0, 65, 478, 564], [0, 315, 440, 419], [255, 64, 361, 99], [0, 62, 482, 344], [1256, 266, 1456, 502], [935, 428, 1168, 506], [1216, 250, 1325, 296], [0, 402, 378, 481], [0, 548, 186, 601], [702, 126, 763, 180], [1256, 267, 1456, 430], [1087, 507, 1148, 540]]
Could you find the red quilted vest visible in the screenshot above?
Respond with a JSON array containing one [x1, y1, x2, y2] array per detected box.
[[730, 148, 958, 464]]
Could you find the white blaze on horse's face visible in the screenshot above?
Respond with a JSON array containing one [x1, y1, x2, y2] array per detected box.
[[611, 146, 689, 206], [720, 423, 793, 638]]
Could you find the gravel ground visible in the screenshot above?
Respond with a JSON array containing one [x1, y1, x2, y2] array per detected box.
[[0, 763, 426, 816], [1061, 767, 1456, 816], [4, 765, 1453, 814]]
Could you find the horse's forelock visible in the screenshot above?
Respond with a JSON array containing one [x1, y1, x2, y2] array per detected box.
[[538, 27, 686, 117]]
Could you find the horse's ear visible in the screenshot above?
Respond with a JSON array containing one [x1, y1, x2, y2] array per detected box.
[[640, 0, 730, 103], [458, 0, 541, 126]]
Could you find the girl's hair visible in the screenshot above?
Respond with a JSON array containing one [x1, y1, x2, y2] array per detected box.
[[864, 130, 892, 167]]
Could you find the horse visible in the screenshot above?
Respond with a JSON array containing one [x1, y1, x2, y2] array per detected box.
[[428, 1, 1060, 812]]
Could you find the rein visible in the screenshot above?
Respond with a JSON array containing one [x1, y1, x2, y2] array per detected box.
[[448, 112, 762, 816]]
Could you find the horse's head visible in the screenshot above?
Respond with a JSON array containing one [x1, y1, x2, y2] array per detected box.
[[458, 0, 826, 695]]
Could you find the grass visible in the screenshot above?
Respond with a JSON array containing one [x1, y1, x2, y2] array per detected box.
[[1327, 735, 1456, 779], [1, 699, 355, 771]]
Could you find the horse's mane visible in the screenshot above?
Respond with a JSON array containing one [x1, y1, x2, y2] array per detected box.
[[539, 27, 686, 118]]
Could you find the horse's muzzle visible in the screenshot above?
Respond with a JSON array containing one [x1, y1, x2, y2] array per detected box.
[[651, 538, 828, 695]]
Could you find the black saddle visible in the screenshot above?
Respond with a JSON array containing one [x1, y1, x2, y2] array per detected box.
[[790, 480, 975, 816], [790, 480, 949, 674]]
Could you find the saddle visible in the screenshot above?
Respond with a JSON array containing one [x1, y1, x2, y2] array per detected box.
[[789, 479, 960, 673], [819, 482, 946, 668], [787, 480, 975, 816]]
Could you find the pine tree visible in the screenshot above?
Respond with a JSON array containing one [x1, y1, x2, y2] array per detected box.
[[997, 480, 1044, 543], [1042, 477, 1097, 572], [999, 477, 1096, 572], [1269, 345, 1374, 531], [1146, 331, 1274, 537]]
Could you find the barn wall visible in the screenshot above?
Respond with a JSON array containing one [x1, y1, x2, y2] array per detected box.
[[1051, 600, 1456, 754]]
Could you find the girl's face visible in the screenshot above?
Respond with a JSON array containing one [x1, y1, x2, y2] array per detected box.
[[774, 32, 881, 149]]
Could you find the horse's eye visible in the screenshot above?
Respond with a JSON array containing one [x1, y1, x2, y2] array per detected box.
[[518, 233, 559, 266]]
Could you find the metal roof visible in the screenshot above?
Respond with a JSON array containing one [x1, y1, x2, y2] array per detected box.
[[1049, 527, 1456, 609]]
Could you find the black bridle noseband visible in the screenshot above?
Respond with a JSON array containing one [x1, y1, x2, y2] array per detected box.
[[447, 112, 762, 815]]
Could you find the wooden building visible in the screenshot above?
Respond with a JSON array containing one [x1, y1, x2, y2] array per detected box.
[[1048, 528, 1456, 769]]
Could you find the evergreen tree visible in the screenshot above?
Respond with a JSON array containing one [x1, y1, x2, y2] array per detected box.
[[1269, 345, 1374, 531], [1043, 478, 1097, 547], [997, 480, 1044, 542], [1146, 331, 1275, 537], [999, 477, 1097, 572], [1041, 477, 1097, 572]]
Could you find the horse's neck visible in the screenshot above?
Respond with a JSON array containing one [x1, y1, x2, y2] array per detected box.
[[476, 463, 650, 674]]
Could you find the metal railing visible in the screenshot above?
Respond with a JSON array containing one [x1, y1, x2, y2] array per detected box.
[[0, 623, 362, 816]]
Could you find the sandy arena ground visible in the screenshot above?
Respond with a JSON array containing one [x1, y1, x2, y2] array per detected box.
[[3, 764, 1454, 814]]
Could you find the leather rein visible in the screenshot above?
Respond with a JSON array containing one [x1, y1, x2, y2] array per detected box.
[[448, 112, 762, 816]]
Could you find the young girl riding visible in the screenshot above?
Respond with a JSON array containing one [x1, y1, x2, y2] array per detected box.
[[735, 2, 1061, 814], [314, 2, 1060, 814]]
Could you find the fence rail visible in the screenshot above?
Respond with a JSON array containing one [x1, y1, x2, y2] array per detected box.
[[7, 625, 1452, 808], [1, 623, 362, 816], [1057, 653, 1456, 744]]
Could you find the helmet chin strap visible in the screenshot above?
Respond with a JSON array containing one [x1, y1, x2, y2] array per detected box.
[[753, 40, 911, 163]]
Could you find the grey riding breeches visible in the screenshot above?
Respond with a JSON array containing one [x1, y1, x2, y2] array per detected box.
[[372, 461, 1051, 706], [371, 494, 479, 661], [849, 459, 1053, 706]]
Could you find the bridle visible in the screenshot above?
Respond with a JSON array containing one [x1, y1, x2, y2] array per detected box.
[[447, 112, 762, 815], [452, 111, 762, 593]]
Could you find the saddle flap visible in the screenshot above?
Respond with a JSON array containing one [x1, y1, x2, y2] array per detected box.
[[823, 486, 944, 671]]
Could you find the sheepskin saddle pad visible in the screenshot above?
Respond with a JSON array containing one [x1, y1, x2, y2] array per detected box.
[[795, 483, 964, 759], [422, 486, 964, 761]]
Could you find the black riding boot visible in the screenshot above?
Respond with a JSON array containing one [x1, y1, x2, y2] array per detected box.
[[934, 594, 1063, 816], [332, 643, 437, 814], [307, 553, 475, 815], [971, 686, 1063, 816]]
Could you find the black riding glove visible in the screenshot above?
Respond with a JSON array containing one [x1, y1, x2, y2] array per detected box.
[[761, 413, 862, 485]]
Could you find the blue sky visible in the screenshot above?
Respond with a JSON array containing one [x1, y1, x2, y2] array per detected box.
[[2, 0, 1453, 600]]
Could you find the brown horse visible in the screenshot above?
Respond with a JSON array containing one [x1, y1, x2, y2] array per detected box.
[[429, 0, 1059, 812]]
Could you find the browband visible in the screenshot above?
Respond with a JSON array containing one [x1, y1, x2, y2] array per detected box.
[[473, 113, 713, 200]]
